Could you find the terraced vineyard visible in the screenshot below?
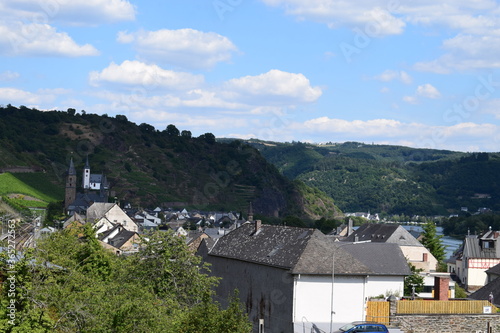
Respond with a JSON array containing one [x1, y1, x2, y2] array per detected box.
[[0, 172, 63, 214]]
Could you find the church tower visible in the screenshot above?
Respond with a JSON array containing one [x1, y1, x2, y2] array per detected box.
[[82, 155, 90, 190], [64, 158, 77, 211]]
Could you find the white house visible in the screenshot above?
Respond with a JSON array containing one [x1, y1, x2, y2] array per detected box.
[[448, 229, 500, 291], [86, 202, 138, 234], [199, 222, 410, 333], [346, 223, 438, 273]]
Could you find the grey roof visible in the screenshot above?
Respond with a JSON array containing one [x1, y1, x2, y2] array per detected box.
[[68, 158, 76, 175], [292, 239, 410, 276], [486, 263, 500, 276], [480, 230, 500, 240], [469, 277, 500, 306], [209, 223, 316, 269], [345, 223, 423, 247], [89, 174, 103, 183], [209, 223, 411, 276], [108, 229, 136, 249], [86, 203, 116, 221], [463, 235, 500, 259]]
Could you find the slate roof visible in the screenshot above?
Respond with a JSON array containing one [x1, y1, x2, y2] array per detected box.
[[292, 238, 410, 276], [469, 277, 500, 306], [209, 223, 316, 269], [68, 158, 76, 175], [486, 263, 500, 276], [86, 203, 116, 221], [345, 223, 423, 247], [209, 222, 411, 276], [108, 229, 136, 249], [463, 235, 500, 259]]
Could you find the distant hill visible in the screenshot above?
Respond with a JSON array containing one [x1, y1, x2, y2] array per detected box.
[[0, 105, 341, 220], [243, 140, 500, 215]]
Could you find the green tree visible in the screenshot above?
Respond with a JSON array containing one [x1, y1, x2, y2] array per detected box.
[[165, 124, 180, 137], [421, 222, 446, 263], [404, 263, 424, 297], [181, 130, 192, 139], [0, 227, 251, 332]]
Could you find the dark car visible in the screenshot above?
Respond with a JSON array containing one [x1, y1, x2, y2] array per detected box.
[[334, 321, 389, 333]]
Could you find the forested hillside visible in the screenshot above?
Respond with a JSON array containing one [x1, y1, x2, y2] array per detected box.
[[249, 140, 500, 215], [0, 105, 341, 220]]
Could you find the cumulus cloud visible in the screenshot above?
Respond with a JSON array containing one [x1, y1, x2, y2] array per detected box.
[[224, 69, 322, 104], [0, 87, 56, 105], [89, 60, 204, 90], [1, 0, 136, 26], [403, 83, 441, 103], [117, 29, 238, 69], [415, 34, 500, 73], [0, 22, 99, 57], [416, 84, 441, 99], [260, 0, 405, 35]]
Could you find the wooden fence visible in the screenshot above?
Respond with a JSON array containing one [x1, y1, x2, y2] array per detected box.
[[397, 300, 498, 314], [366, 301, 390, 325]]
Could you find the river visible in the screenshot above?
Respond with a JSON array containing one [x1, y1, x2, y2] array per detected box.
[[402, 225, 462, 260]]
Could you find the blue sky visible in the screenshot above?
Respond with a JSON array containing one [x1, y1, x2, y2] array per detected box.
[[1, 0, 500, 152]]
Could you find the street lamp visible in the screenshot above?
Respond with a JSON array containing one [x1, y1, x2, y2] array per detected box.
[[330, 240, 371, 333]]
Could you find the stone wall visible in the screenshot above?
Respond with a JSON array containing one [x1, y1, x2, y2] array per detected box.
[[392, 314, 500, 333]]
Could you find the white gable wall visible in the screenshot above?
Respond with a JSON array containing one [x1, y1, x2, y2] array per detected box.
[[293, 274, 404, 328], [105, 205, 138, 232]]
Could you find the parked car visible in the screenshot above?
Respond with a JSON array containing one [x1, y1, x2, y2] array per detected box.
[[334, 321, 389, 333]]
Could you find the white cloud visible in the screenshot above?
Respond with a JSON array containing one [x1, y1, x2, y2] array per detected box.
[[415, 34, 500, 73], [416, 83, 441, 99], [89, 60, 204, 90], [262, 0, 500, 71], [224, 69, 322, 104], [0, 87, 56, 105], [373, 70, 412, 84], [403, 83, 441, 103], [0, 22, 99, 57], [0, 71, 20, 81], [1, 0, 135, 26], [260, 0, 406, 35], [288, 116, 500, 151], [117, 29, 238, 69]]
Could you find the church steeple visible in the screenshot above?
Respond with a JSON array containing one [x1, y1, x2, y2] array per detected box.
[[64, 158, 77, 211], [82, 155, 90, 190]]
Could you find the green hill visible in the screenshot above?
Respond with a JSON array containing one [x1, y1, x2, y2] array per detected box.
[[247, 140, 500, 216], [0, 105, 341, 220]]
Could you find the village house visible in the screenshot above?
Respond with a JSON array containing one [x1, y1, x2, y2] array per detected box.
[[345, 223, 438, 272], [86, 202, 139, 233], [98, 224, 140, 255], [469, 262, 500, 306], [198, 221, 410, 333], [448, 228, 500, 291]]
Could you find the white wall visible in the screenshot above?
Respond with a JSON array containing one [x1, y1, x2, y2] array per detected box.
[[293, 275, 404, 325], [400, 245, 437, 272], [106, 205, 138, 232]]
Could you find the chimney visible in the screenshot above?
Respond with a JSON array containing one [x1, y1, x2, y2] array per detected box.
[[255, 220, 262, 233], [248, 202, 254, 222], [434, 276, 449, 301]]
